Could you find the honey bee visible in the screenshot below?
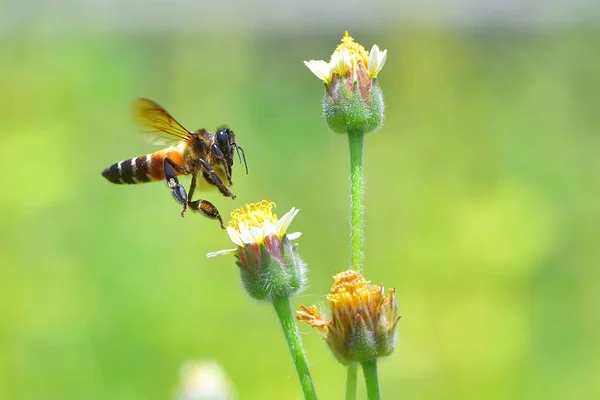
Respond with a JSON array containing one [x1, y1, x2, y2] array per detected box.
[[101, 98, 247, 228]]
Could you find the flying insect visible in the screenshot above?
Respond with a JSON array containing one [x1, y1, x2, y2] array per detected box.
[[101, 98, 247, 228]]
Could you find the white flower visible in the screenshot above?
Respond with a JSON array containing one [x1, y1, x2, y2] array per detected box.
[[368, 45, 387, 78], [207, 201, 301, 258], [304, 60, 332, 84], [304, 31, 387, 84], [176, 361, 233, 400], [331, 47, 352, 76]]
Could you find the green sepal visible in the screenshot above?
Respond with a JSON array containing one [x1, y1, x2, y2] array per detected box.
[[328, 323, 378, 365], [325, 314, 399, 365], [375, 316, 398, 358], [323, 79, 384, 135], [236, 238, 307, 302]]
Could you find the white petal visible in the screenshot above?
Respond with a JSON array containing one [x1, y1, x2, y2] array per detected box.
[[226, 227, 244, 247], [368, 45, 387, 78], [249, 226, 265, 244], [278, 207, 297, 227], [263, 222, 277, 237], [241, 229, 255, 245], [276, 208, 300, 237], [304, 60, 332, 83], [275, 212, 289, 234], [286, 232, 302, 241], [237, 222, 253, 243], [206, 248, 237, 258], [331, 48, 351, 75], [237, 221, 251, 236]]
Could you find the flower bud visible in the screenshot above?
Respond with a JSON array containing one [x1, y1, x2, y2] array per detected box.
[[297, 270, 401, 365], [207, 201, 306, 301], [304, 32, 387, 135]]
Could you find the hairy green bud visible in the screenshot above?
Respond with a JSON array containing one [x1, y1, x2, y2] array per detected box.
[[237, 235, 307, 301], [304, 32, 388, 135], [207, 200, 306, 301]]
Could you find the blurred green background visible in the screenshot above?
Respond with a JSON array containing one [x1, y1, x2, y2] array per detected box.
[[1, 2, 600, 399]]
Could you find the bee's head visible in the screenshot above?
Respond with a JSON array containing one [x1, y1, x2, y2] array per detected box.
[[215, 127, 234, 160], [216, 126, 248, 174]]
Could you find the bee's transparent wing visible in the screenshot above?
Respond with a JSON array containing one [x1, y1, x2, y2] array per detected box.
[[131, 98, 191, 145]]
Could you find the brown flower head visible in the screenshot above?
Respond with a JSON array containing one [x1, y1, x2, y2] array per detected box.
[[297, 270, 401, 364]]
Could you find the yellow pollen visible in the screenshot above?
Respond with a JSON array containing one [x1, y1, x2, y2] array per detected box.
[[228, 200, 278, 229], [335, 31, 369, 67], [329, 271, 385, 318], [327, 270, 371, 303]]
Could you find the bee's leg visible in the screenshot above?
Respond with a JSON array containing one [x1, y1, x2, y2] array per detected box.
[[197, 158, 236, 199], [187, 173, 198, 202], [184, 173, 225, 228], [188, 200, 225, 229], [164, 158, 189, 217], [211, 144, 232, 185]]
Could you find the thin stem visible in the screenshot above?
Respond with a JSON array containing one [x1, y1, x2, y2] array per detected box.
[[345, 363, 358, 400], [272, 296, 318, 400], [362, 360, 381, 400], [348, 129, 365, 273]]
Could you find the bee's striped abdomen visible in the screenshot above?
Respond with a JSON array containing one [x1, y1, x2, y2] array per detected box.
[[102, 155, 155, 184], [102, 148, 186, 185]]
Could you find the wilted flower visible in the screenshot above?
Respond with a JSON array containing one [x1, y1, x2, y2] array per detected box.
[[297, 270, 401, 364], [207, 200, 306, 301], [304, 31, 387, 134]]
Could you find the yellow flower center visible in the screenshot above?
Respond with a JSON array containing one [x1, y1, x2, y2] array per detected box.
[[327, 269, 377, 307], [228, 200, 278, 230], [334, 31, 369, 69]]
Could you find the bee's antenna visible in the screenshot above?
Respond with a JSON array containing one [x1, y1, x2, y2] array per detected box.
[[236, 145, 248, 174]]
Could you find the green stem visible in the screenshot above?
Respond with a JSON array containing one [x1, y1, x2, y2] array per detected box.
[[345, 363, 358, 400], [348, 129, 365, 273], [362, 360, 381, 400], [272, 296, 318, 400]]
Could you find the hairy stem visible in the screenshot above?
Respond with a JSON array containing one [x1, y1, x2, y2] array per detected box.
[[362, 360, 380, 400], [347, 129, 366, 399], [346, 363, 358, 400], [348, 129, 365, 273], [272, 296, 318, 400]]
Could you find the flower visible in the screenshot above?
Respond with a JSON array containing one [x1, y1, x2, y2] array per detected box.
[[368, 45, 387, 79], [304, 32, 387, 135], [304, 31, 388, 85], [297, 270, 401, 364], [207, 200, 301, 258], [176, 361, 234, 400], [207, 200, 306, 301]]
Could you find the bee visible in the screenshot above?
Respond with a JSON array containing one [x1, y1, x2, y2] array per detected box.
[[101, 98, 247, 229]]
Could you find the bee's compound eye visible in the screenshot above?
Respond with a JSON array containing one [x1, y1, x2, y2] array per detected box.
[[216, 129, 229, 148]]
